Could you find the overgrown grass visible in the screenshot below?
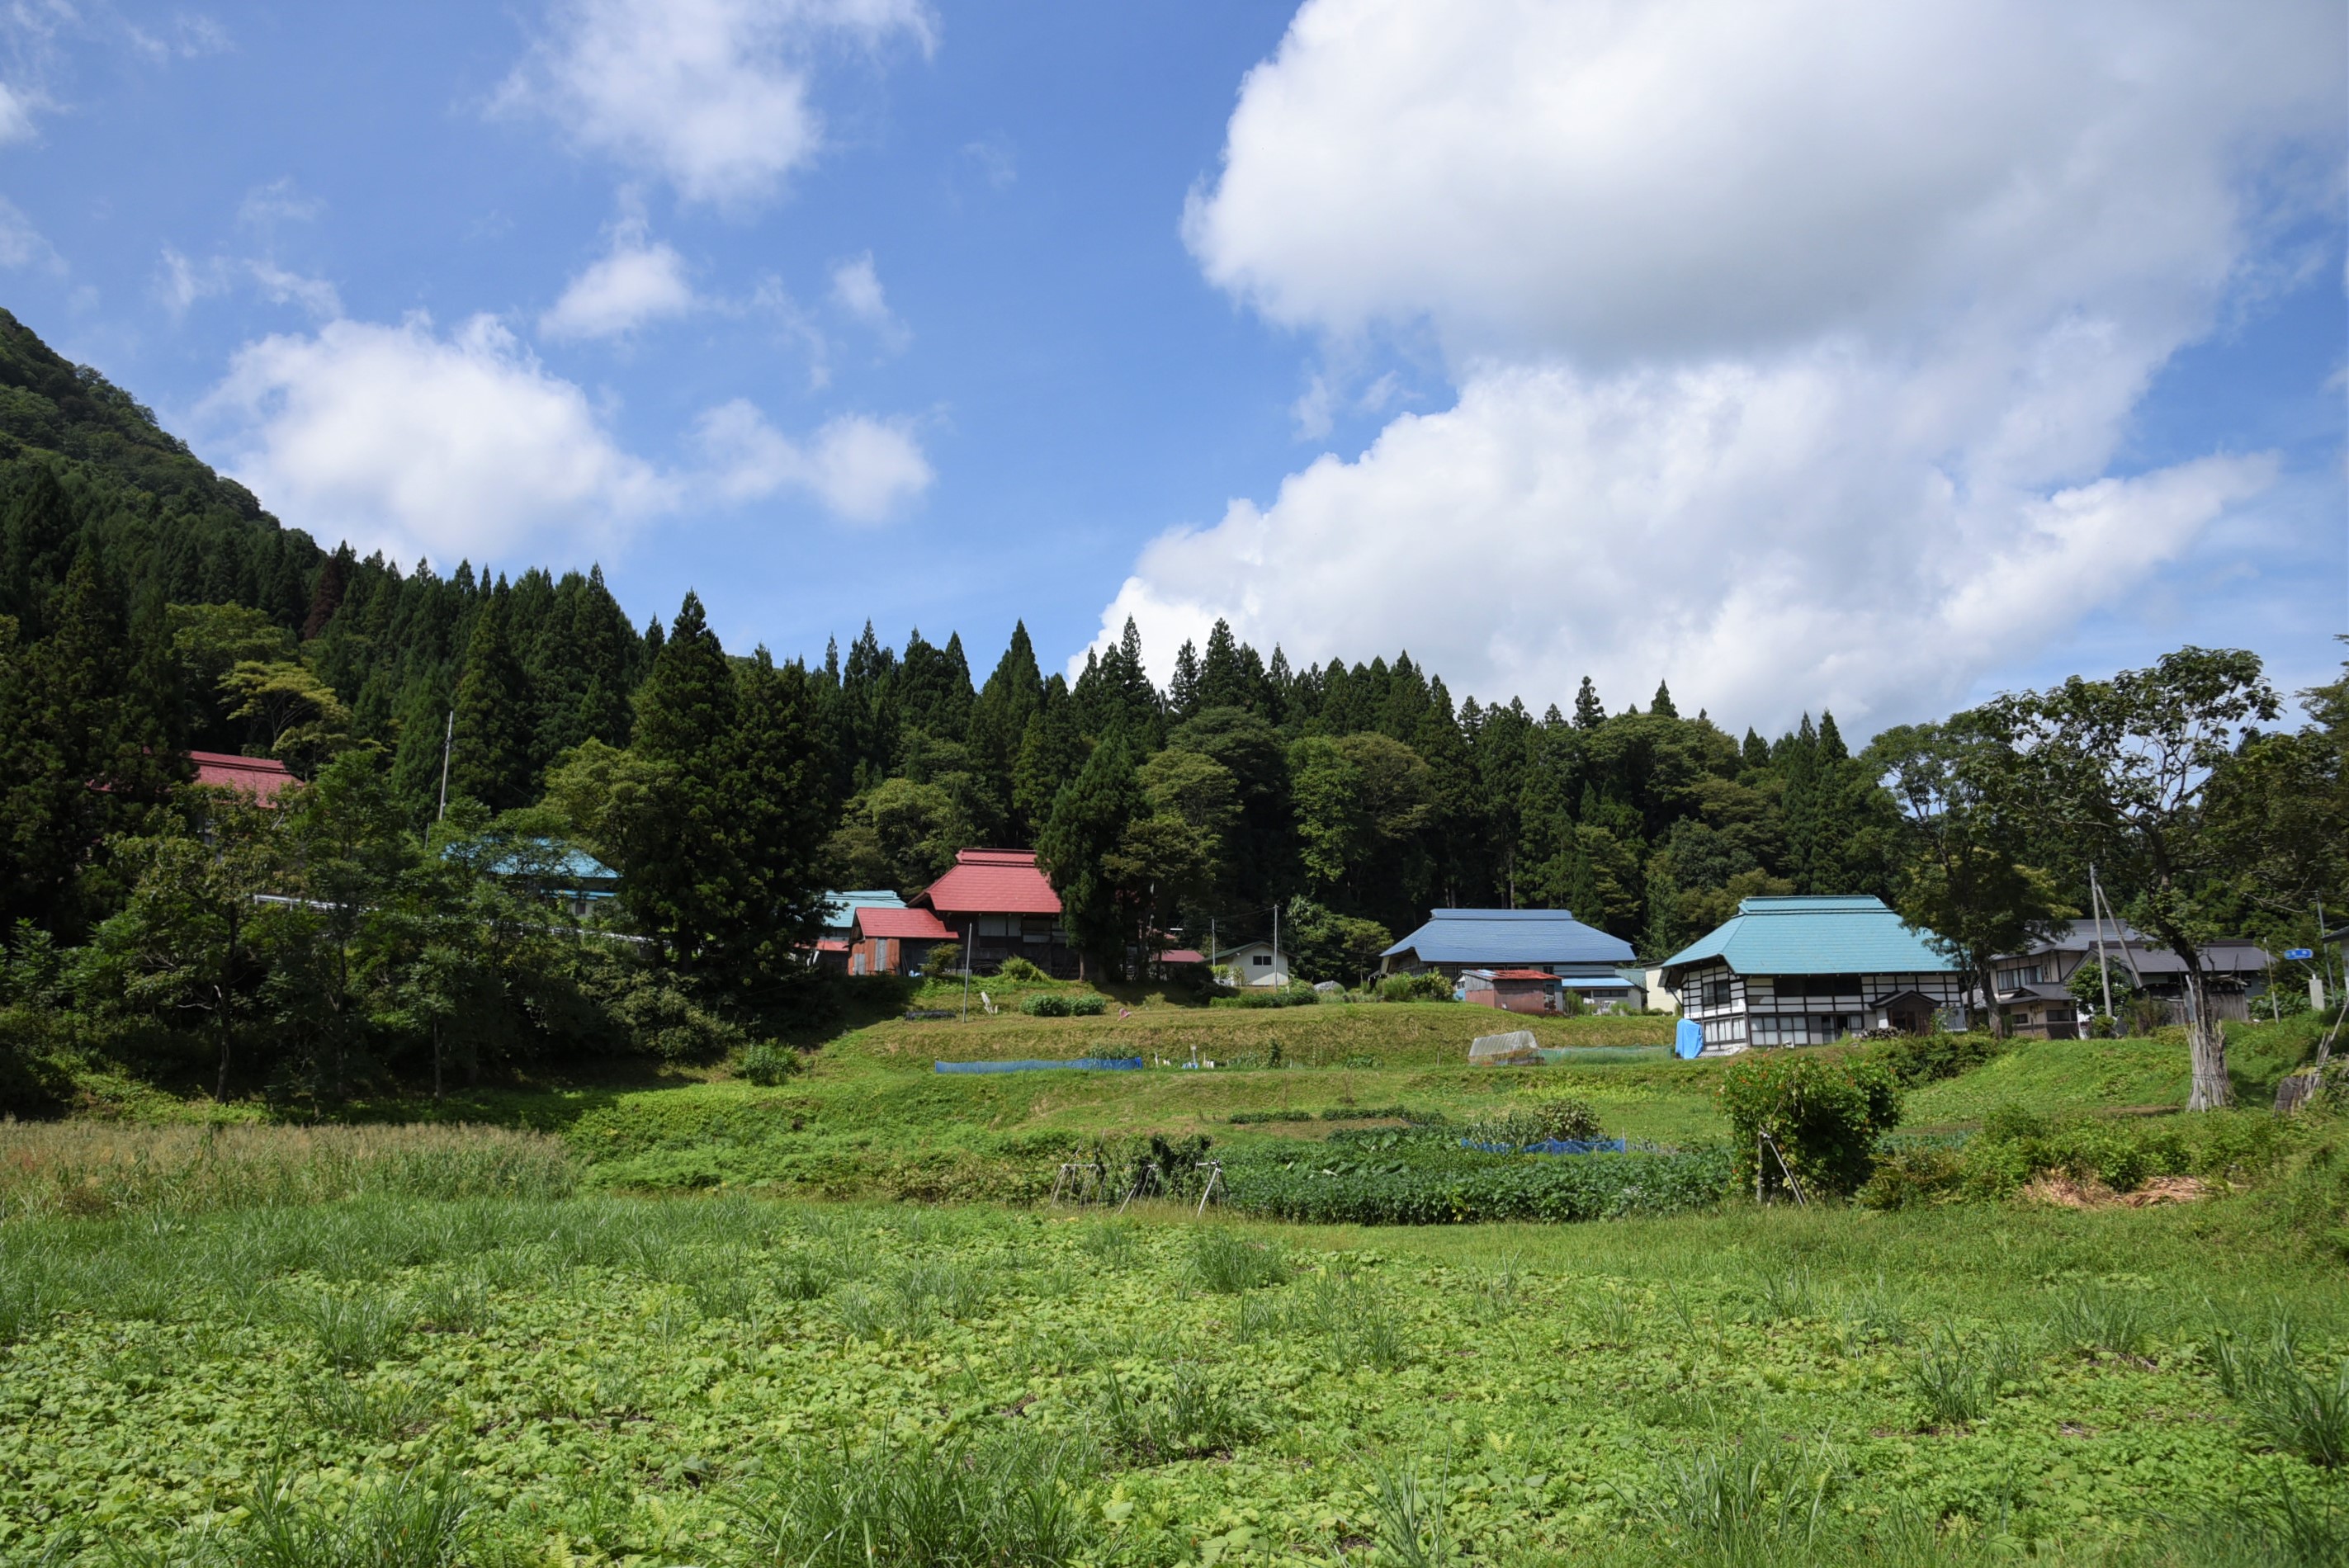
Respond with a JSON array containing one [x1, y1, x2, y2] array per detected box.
[[2, 1192, 2347, 1564], [0, 1121, 574, 1220]]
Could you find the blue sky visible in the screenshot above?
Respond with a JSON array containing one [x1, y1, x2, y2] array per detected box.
[[1, 1, 2342, 735]]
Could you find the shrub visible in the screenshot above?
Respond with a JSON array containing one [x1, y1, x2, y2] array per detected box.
[[1021, 992, 1072, 1017], [1222, 985, 1320, 1009], [993, 956, 1048, 983], [1068, 992, 1108, 1017], [922, 941, 962, 975], [1862, 1031, 2006, 1088], [1717, 1051, 1902, 1200], [1854, 1145, 1965, 1211], [1980, 1101, 2049, 1144], [1378, 971, 1454, 1004], [737, 1042, 798, 1085]]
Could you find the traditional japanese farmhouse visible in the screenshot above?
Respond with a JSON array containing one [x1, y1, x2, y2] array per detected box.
[[910, 849, 1076, 978], [1987, 921, 2272, 1037], [1658, 895, 1963, 1055], [1381, 909, 1637, 1009]]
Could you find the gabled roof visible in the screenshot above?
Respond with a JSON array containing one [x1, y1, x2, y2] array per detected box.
[[1382, 908, 1633, 966], [1661, 895, 1955, 979], [823, 889, 906, 927], [914, 849, 1062, 917], [187, 749, 299, 805], [853, 905, 956, 942]]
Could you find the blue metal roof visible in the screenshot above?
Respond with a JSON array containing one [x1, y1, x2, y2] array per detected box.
[[824, 889, 905, 927], [487, 841, 617, 883], [1660, 895, 1954, 978], [1382, 908, 1633, 966]]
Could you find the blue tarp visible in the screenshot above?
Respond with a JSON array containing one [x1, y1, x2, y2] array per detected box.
[[1675, 1018, 1705, 1059], [934, 1057, 1145, 1074], [1460, 1137, 1629, 1155]]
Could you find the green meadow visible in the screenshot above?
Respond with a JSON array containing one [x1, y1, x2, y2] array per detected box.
[[2, 1002, 2344, 1566]]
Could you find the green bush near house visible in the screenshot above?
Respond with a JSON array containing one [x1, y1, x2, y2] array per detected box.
[[1717, 1051, 1902, 1200], [1020, 991, 1108, 1018]]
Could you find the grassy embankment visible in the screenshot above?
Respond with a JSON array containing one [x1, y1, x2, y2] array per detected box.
[[18, 999, 2329, 1210]]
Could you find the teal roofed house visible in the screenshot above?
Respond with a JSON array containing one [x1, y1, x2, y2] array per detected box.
[[1658, 895, 1963, 1055]]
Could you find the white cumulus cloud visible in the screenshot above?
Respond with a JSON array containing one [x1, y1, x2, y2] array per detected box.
[[1095, 0, 2344, 730], [541, 220, 698, 340], [496, 0, 938, 206], [828, 251, 908, 350], [202, 314, 677, 565], [695, 397, 931, 522]]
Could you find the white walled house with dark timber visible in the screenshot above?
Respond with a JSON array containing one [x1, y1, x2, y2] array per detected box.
[[1658, 896, 1964, 1056]]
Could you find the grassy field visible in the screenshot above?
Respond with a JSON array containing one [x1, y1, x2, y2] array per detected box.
[[0, 1185, 2342, 1566], [2, 1005, 2343, 1565]]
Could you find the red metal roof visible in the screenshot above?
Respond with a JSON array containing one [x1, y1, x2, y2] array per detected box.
[[853, 905, 956, 941], [1159, 949, 1206, 966], [1487, 968, 1559, 982], [187, 750, 299, 805], [913, 848, 1061, 917], [815, 939, 849, 953]]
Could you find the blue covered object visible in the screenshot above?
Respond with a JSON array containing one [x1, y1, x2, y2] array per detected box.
[[1675, 1018, 1704, 1059], [1460, 1137, 1629, 1155], [934, 1057, 1144, 1074]]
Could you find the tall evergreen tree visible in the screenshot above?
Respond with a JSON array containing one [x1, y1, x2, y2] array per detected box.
[[1572, 676, 1605, 730], [1651, 680, 1679, 719], [0, 550, 180, 933], [1168, 639, 1202, 722], [449, 583, 535, 813], [1037, 732, 1144, 978], [624, 592, 742, 971]]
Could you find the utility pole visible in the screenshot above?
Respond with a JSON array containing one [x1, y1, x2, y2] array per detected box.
[[2088, 864, 2115, 1023], [962, 920, 973, 1023], [1272, 901, 1280, 988], [437, 710, 455, 821]]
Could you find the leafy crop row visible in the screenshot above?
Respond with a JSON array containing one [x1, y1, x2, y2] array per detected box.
[[1218, 1128, 1731, 1225]]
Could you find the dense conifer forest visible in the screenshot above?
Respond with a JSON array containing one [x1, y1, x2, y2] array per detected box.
[[0, 308, 2341, 1103]]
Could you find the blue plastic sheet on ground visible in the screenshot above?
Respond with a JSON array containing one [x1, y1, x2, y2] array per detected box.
[[1459, 1137, 1629, 1155], [1675, 1018, 1705, 1059], [933, 1057, 1145, 1074]]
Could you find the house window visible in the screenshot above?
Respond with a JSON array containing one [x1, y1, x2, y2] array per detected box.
[[1699, 978, 1732, 1008], [1751, 1014, 1803, 1046], [1252, 955, 1272, 967], [1779, 975, 1860, 999], [1995, 964, 2043, 990], [977, 916, 1010, 937]]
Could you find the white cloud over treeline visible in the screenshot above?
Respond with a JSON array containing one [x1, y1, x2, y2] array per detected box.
[[1088, 0, 2344, 730]]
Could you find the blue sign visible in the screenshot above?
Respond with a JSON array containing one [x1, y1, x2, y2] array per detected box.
[[2285, 947, 2315, 961]]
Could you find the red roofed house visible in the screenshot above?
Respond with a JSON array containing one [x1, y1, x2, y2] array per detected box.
[[187, 750, 300, 806], [911, 848, 1075, 978], [1462, 967, 1565, 1015], [848, 904, 957, 977]]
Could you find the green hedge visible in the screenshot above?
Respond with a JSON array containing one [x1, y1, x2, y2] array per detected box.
[[1019, 991, 1108, 1017], [1217, 1127, 1730, 1225]]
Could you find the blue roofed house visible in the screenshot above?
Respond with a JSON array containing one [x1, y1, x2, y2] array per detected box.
[[483, 842, 619, 921], [1658, 895, 1963, 1056], [1381, 909, 1639, 1010]]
